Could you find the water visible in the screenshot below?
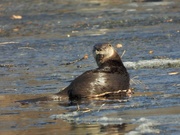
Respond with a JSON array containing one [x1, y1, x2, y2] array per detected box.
[[0, 0, 180, 134]]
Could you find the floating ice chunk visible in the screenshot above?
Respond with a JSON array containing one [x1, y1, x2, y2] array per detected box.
[[124, 59, 180, 69], [126, 117, 160, 135], [50, 112, 124, 124]]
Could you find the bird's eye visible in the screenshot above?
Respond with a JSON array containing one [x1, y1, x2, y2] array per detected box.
[[108, 44, 112, 47]]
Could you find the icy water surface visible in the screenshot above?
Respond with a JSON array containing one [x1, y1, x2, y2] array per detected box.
[[0, 0, 180, 134]]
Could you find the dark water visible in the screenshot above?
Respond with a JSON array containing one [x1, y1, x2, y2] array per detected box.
[[0, 0, 180, 134]]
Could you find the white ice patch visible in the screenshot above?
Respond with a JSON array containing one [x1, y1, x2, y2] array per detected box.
[[124, 59, 180, 69], [50, 112, 124, 125], [126, 117, 160, 135]]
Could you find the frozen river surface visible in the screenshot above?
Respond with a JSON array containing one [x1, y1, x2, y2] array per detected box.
[[0, 0, 180, 134]]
